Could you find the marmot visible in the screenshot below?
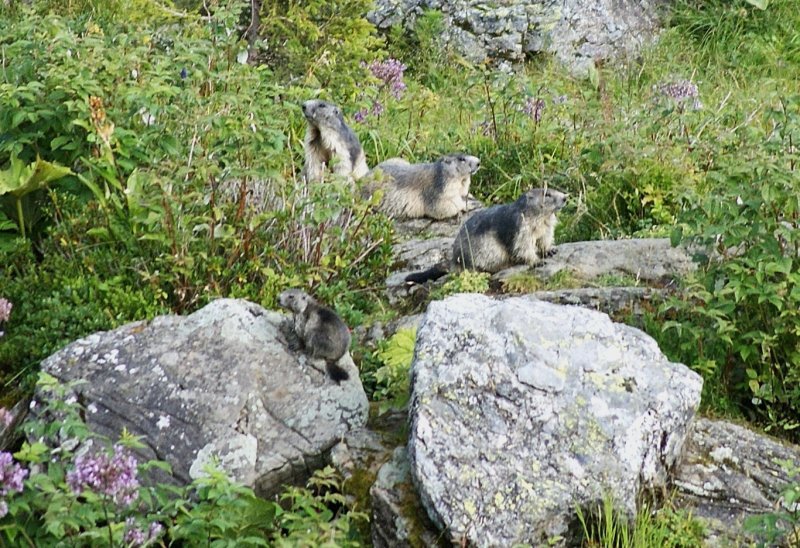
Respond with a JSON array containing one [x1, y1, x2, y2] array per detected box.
[[301, 99, 369, 183], [278, 289, 351, 383], [405, 187, 568, 284], [367, 154, 481, 220]]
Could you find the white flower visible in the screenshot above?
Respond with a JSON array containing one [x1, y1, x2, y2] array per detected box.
[[237, 49, 249, 65], [131, 69, 138, 79], [88, 403, 98, 414], [138, 107, 156, 126]]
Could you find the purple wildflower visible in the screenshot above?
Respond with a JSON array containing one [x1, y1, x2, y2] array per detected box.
[[0, 451, 28, 518], [67, 445, 139, 506], [354, 108, 369, 124], [656, 79, 702, 110], [124, 517, 146, 546], [0, 408, 12, 428], [180, 67, 188, 80], [523, 97, 545, 123], [148, 521, 163, 540], [371, 101, 385, 117], [368, 58, 407, 99]]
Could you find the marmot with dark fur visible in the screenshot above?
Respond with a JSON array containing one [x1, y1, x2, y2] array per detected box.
[[301, 99, 369, 183], [405, 187, 568, 284], [367, 154, 480, 220], [278, 289, 351, 383]]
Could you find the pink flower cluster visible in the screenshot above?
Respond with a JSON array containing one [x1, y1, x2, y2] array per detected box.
[[0, 451, 28, 518], [124, 517, 163, 546], [523, 97, 545, 123], [67, 445, 139, 506], [368, 58, 407, 99], [656, 79, 702, 110]]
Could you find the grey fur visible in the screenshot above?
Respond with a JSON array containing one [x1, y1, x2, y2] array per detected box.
[[452, 187, 568, 273], [367, 154, 480, 220], [301, 100, 369, 183], [278, 289, 351, 383]]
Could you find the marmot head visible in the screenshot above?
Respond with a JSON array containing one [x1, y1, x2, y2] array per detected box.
[[278, 288, 314, 313], [302, 99, 344, 130], [518, 188, 568, 214], [439, 154, 481, 176]]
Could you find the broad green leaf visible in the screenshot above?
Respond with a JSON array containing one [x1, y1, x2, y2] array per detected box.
[[0, 153, 73, 198]]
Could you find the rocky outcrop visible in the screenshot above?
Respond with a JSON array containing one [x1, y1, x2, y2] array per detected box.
[[673, 418, 800, 546], [407, 293, 703, 546], [36, 299, 369, 497], [369, 0, 667, 75]]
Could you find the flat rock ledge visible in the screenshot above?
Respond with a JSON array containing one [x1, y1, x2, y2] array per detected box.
[[408, 293, 702, 546], [387, 238, 695, 307], [36, 298, 369, 497]]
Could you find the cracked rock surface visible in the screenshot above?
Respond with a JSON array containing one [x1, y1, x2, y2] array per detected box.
[[408, 293, 702, 546], [673, 418, 800, 546], [369, 0, 666, 75], [36, 298, 369, 497]]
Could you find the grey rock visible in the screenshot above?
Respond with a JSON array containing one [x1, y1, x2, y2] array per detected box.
[[530, 238, 696, 284], [36, 298, 369, 497], [369, 0, 666, 75], [522, 286, 667, 316], [674, 418, 800, 546], [371, 446, 445, 548], [408, 294, 702, 546], [0, 396, 30, 451]]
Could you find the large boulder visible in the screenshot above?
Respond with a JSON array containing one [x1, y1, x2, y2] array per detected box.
[[408, 293, 703, 546], [36, 298, 369, 497], [369, 0, 666, 75]]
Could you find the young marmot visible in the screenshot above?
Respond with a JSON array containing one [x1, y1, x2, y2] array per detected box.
[[405, 187, 568, 284], [368, 153, 481, 220], [278, 289, 351, 383], [301, 99, 369, 183]]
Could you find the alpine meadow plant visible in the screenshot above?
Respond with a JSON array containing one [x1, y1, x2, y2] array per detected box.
[[662, 92, 800, 437]]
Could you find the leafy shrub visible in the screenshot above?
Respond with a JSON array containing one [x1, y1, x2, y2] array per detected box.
[[662, 93, 800, 436], [2, 373, 367, 546], [370, 327, 417, 413], [258, 0, 383, 90]]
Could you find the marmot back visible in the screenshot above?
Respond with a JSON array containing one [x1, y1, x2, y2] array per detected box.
[[278, 288, 351, 383], [370, 153, 480, 220], [301, 99, 369, 183], [453, 187, 568, 273]]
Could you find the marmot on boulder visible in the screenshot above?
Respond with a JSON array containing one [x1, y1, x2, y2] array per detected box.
[[367, 154, 480, 220], [405, 187, 568, 284], [301, 99, 369, 183], [278, 289, 351, 383]]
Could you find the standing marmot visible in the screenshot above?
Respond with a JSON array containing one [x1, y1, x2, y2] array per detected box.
[[405, 187, 568, 283], [301, 99, 369, 183], [278, 289, 351, 383], [367, 154, 480, 220]]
